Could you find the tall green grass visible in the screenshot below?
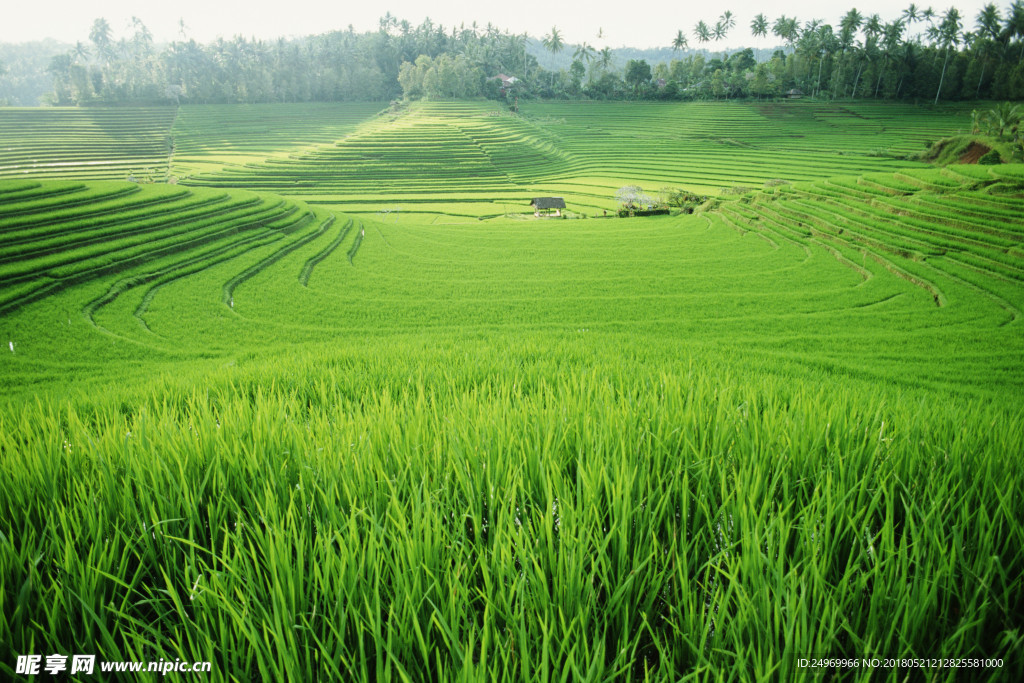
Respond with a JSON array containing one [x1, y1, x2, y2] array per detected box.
[[2, 342, 1021, 681]]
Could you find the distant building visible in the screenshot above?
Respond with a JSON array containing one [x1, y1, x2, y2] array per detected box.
[[785, 88, 805, 99], [531, 197, 566, 217], [488, 73, 519, 94]]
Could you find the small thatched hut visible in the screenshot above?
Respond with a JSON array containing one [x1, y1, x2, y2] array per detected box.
[[530, 197, 566, 217]]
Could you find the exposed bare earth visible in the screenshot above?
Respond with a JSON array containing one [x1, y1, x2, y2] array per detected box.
[[960, 141, 991, 163]]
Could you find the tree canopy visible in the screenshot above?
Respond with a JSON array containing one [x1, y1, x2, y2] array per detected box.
[[4, 6, 1024, 106]]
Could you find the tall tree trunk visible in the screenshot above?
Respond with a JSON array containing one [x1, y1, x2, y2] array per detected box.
[[976, 58, 986, 98], [834, 52, 845, 100], [934, 48, 950, 105], [874, 57, 886, 97], [852, 61, 864, 98]]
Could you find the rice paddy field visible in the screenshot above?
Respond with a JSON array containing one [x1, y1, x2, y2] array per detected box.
[[1, 100, 1022, 682]]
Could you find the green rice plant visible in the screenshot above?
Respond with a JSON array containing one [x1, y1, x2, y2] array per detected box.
[[1, 344, 1021, 681], [1, 99, 1022, 681]]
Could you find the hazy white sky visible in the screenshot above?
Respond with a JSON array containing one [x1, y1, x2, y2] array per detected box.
[[3, 0, 1001, 49]]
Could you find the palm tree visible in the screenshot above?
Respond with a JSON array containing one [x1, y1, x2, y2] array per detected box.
[[751, 14, 769, 40], [773, 16, 801, 49], [973, 4, 1002, 96], [921, 6, 938, 52], [87, 18, 115, 98], [769, 15, 801, 89], [933, 7, 962, 104], [694, 20, 712, 44], [864, 14, 883, 40], [72, 42, 90, 64], [713, 11, 735, 42], [986, 102, 1020, 139], [853, 15, 882, 96], [901, 5, 925, 51], [672, 30, 689, 55], [1002, 1, 1024, 60], [541, 26, 565, 68], [834, 8, 864, 97], [573, 42, 596, 63], [130, 16, 153, 59], [973, 102, 1020, 142], [378, 12, 397, 34], [813, 24, 839, 97], [977, 4, 1002, 41], [875, 20, 906, 97], [851, 34, 877, 97], [841, 9, 865, 36], [506, 32, 528, 76], [894, 40, 918, 96], [796, 19, 822, 91], [89, 18, 113, 64]]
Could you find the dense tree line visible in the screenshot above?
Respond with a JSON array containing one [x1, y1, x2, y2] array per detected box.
[[2, 4, 1024, 106], [16, 16, 549, 105], [667, 4, 1024, 103], [0, 40, 68, 105]]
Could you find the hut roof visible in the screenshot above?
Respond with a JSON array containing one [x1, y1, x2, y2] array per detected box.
[[531, 197, 566, 210]]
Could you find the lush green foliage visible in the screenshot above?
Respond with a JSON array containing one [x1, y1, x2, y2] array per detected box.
[[5, 6, 1024, 105], [1, 102, 1023, 681], [971, 102, 1024, 159], [3, 344, 1022, 681]]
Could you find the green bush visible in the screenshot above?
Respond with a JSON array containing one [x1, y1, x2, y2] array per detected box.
[[978, 149, 1002, 165]]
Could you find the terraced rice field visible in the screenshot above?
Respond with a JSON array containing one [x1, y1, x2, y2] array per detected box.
[[2, 100, 974, 217], [183, 100, 974, 216], [0, 107, 177, 180], [169, 102, 384, 178], [0, 179, 347, 389], [1, 102, 1022, 682]]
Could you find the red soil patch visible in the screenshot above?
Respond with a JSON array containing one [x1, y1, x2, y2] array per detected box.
[[960, 141, 991, 164]]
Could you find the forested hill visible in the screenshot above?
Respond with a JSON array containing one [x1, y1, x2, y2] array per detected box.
[[2, 6, 1024, 106]]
